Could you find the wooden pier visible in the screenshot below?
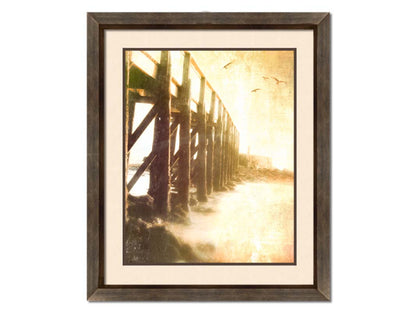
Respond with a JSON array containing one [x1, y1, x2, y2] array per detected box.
[[125, 50, 240, 218]]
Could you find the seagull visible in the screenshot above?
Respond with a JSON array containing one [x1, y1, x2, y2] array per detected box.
[[271, 76, 286, 85], [223, 60, 234, 69], [251, 88, 261, 93]]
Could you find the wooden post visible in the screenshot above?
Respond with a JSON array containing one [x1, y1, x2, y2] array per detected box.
[[125, 51, 135, 165], [190, 126, 197, 179], [233, 128, 238, 174], [213, 101, 223, 191], [230, 124, 237, 179], [149, 51, 171, 217], [230, 120, 234, 180], [236, 131, 240, 171], [220, 110, 227, 188], [230, 125, 234, 180], [224, 113, 230, 186], [234, 131, 237, 172], [177, 52, 192, 213], [170, 121, 178, 166], [233, 126, 237, 177], [206, 91, 215, 195], [226, 116, 231, 183], [196, 77, 208, 202], [124, 51, 132, 221], [227, 118, 232, 181]]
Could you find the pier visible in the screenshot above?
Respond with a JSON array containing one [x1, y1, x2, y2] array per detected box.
[[125, 51, 240, 218]]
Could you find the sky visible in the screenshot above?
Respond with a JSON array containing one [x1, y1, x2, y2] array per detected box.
[[191, 50, 294, 171], [129, 50, 295, 171]]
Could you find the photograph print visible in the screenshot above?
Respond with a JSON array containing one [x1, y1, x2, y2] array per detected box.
[[123, 49, 296, 265]]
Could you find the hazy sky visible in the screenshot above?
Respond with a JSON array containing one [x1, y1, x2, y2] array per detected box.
[[129, 50, 294, 171], [191, 50, 294, 171]]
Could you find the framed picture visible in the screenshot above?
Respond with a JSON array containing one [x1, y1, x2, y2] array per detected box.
[[87, 12, 330, 301]]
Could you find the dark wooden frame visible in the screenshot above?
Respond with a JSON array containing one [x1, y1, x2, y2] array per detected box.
[[87, 12, 330, 301]]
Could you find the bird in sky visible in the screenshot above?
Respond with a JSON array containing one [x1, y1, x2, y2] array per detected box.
[[223, 60, 234, 69], [251, 88, 261, 93], [271, 76, 286, 85]]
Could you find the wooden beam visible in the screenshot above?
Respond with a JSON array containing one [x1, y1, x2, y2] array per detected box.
[[170, 118, 178, 166], [191, 127, 197, 139], [128, 63, 157, 90], [125, 50, 132, 220], [206, 91, 215, 194], [176, 52, 192, 213], [229, 125, 233, 180], [170, 118, 180, 137], [171, 150, 180, 167], [230, 125, 235, 179], [233, 127, 238, 175], [128, 92, 155, 104], [226, 116, 232, 182], [196, 77, 208, 202], [237, 131, 240, 170], [222, 112, 229, 186], [127, 151, 156, 191], [213, 102, 223, 191], [149, 51, 171, 217], [231, 124, 235, 179], [191, 144, 199, 157], [128, 104, 158, 151]]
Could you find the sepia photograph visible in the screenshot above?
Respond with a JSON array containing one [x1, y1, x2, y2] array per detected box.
[[123, 49, 296, 264]]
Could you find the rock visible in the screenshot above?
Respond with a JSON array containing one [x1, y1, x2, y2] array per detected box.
[[127, 194, 154, 221], [180, 243, 200, 262], [125, 216, 202, 263], [148, 224, 182, 262], [124, 218, 151, 264]]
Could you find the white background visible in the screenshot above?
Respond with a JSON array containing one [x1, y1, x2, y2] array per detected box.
[[0, 0, 415, 311]]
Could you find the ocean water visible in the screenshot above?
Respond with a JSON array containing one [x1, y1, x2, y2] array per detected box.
[[168, 181, 294, 263]]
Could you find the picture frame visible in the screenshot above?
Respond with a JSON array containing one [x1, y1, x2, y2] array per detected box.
[[87, 12, 330, 301]]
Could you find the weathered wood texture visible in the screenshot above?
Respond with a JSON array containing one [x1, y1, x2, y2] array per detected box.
[[88, 286, 328, 302], [196, 77, 208, 202], [124, 51, 132, 224], [176, 52, 192, 212], [87, 13, 101, 300], [125, 51, 134, 156], [236, 130, 239, 172], [206, 91, 216, 194], [230, 126, 235, 180], [149, 51, 172, 216], [88, 12, 329, 27], [169, 119, 178, 166], [221, 113, 229, 186], [87, 12, 331, 302], [315, 13, 331, 300], [213, 102, 223, 191]]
